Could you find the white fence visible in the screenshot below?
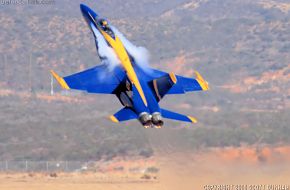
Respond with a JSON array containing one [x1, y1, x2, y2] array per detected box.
[[0, 161, 93, 172]]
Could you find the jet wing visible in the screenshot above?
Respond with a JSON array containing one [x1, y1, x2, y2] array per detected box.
[[148, 68, 209, 98], [168, 71, 209, 94], [51, 64, 125, 94]]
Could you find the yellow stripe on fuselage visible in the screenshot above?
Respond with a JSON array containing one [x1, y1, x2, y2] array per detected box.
[[99, 29, 148, 106]]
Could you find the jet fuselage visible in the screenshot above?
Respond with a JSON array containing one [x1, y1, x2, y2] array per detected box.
[[80, 4, 162, 127], [51, 4, 208, 128]]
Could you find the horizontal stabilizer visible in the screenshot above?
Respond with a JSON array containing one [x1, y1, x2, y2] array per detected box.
[[110, 107, 138, 123], [161, 108, 197, 123]]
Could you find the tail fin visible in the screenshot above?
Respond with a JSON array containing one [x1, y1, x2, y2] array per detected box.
[[160, 108, 197, 123], [109, 107, 137, 123], [149, 72, 180, 101]]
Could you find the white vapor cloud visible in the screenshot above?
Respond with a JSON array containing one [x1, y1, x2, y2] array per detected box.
[[90, 23, 120, 71], [90, 22, 151, 74], [110, 26, 151, 70]]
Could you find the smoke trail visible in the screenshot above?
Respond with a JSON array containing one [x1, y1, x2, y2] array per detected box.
[[110, 26, 151, 70], [90, 23, 120, 71]]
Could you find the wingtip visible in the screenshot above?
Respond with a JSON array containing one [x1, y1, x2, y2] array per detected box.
[[187, 116, 198, 123], [50, 70, 70, 90], [195, 71, 209, 91], [109, 115, 119, 123], [50, 70, 55, 75]]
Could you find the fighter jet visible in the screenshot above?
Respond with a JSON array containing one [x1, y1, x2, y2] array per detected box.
[[50, 4, 209, 128]]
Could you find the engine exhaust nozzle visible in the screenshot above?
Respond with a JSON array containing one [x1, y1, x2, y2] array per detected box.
[[139, 112, 153, 128], [152, 112, 164, 127]]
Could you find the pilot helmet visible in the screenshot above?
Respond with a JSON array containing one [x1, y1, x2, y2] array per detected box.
[[100, 19, 108, 27]]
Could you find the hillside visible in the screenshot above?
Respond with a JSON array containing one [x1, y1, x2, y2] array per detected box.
[[0, 0, 289, 160]]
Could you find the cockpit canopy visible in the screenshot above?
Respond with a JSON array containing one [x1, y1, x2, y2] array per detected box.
[[98, 19, 108, 28], [97, 18, 115, 39]]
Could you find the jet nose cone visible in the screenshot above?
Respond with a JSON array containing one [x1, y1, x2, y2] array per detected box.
[[80, 4, 98, 18], [80, 4, 89, 14]]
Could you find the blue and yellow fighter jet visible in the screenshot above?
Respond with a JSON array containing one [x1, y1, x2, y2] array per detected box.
[[50, 4, 209, 128]]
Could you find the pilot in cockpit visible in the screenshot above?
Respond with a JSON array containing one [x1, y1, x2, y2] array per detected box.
[[99, 19, 109, 31], [99, 19, 115, 38]]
